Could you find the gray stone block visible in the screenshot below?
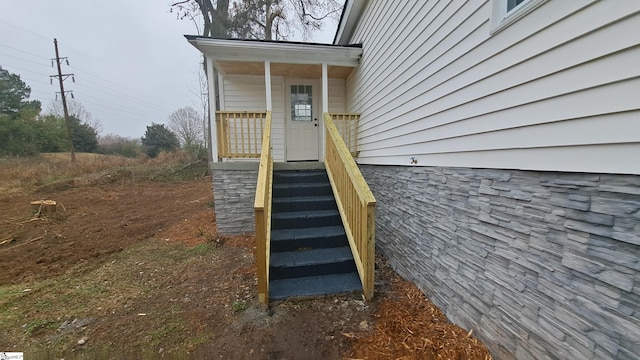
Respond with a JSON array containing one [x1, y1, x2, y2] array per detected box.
[[591, 195, 640, 216], [548, 196, 591, 211], [585, 330, 620, 356], [564, 219, 612, 237]]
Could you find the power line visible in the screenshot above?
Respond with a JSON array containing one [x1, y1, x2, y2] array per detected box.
[[0, 43, 49, 60], [68, 63, 186, 107], [70, 72, 178, 113], [0, 19, 50, 41], [1, 64, 51, 79], [1, 40, 191, 108], [0, 52, 50, 68], [0, 20, 199, 137], [61, 45, 188, 99], [2, 48, 180, 115], [1, 38, 196, 112]]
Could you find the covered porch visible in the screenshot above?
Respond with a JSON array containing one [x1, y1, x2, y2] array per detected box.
[[186, 36, 363, 162]]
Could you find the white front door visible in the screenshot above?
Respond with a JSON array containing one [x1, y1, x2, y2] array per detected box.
[[286, 82, 320, 161]]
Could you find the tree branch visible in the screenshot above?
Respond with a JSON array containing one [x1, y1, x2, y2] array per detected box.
[[170, 0, 191, 7], [297, 0, 340, 21]]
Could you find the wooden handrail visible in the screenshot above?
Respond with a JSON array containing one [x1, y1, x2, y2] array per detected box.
[[216, 111, 267, 159], [254, 111, 273, 304], [324, 113, 376, 301]]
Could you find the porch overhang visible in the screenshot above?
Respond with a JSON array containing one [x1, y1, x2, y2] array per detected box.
[[185, 36, 362, 77]]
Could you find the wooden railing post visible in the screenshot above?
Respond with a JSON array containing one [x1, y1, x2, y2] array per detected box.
[[323, 113, 376, 301], [254, 111, 273, 305]]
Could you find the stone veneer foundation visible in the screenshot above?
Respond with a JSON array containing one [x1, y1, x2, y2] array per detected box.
[[360, 165, 639, 360], [210, 162, 259, 235]]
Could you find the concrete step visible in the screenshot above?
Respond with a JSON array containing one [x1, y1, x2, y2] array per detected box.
[[270, 247, 356, 280], [269, 272, 362, 300]]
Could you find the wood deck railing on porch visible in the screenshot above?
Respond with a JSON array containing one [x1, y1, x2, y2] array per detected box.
[[254, 111, 273, 304], [216, 111, 267, 159], [324, 113, 376, 300], [328, 113, 360, 157]]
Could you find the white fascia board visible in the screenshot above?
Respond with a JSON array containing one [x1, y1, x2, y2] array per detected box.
[[188, 38, 362, 67], [334, 0, 366, 45]]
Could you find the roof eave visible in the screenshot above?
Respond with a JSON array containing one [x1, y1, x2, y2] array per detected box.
[[333, 0, 366, 45], [186, 37, 362, 67]]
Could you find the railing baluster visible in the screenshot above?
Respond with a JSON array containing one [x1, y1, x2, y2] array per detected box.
[[253, 115, 257, 156]]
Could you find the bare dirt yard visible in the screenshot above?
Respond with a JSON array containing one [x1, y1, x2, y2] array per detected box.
[[0, 154, 492, 359]]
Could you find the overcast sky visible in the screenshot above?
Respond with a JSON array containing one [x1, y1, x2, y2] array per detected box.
[[0, 1, 338, 139]]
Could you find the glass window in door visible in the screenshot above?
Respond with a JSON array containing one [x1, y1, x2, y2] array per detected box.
[[291, 85, 313, 121]]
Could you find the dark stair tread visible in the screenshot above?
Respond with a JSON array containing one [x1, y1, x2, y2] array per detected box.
[[274, 171, 327, 178], [269, 273, 362, 300], [273, 183, 330, 189], [272, 209, 338, 219], [270, 247, 353, 267], [273, 171, 328, 182], [272, 195, 334, 204], [271, 226, 345, 241], [272, 195, 337, 213]]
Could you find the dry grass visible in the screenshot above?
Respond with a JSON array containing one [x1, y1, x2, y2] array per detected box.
[[0, 238, 220, 355], [0, 152, 205, 194]]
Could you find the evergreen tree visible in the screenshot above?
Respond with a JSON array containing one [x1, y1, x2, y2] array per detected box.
[[0, 66, 42, 155], [141, 123, 180, 158], [69, 117, 99, 153]]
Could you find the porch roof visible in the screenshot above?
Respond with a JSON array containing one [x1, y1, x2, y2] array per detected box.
[[185, 36, 363, 78]]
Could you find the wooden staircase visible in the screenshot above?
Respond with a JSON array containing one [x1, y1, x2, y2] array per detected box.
[[268, 168, 362, 300]]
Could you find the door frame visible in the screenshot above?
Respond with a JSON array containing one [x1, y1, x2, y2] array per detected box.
[[284, 78, 322, 161]]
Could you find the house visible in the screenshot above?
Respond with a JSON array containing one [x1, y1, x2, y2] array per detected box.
[[187, 0, 640, 359]]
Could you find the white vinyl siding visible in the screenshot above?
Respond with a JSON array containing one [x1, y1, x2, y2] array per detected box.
[[347, 0, 640, 174], [222, 75, 285, 162], [328, 78, 347, 113]]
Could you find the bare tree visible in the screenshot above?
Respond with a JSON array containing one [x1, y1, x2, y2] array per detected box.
[[190, 65, 209, 155], [171, 0, 230, 37], [171, 0, 342, 40], [47, 99, 103, 134], [168, 106, 205, 149]]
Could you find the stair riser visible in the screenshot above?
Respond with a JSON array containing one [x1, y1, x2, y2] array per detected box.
[[270, 260, 357, 280], [271, 235, 348, 252], [272, 199, 337, 213], [272, 185, 332, 198], [269, 272, 362, 300], [274, 173, 329, 184], [272, 214, 342, 229]]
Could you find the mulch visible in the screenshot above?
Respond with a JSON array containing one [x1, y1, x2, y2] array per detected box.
[[346, 258, 493, 359]]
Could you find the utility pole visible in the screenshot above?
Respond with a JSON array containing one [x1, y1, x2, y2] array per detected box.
[[51, 38, 76, 163]]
